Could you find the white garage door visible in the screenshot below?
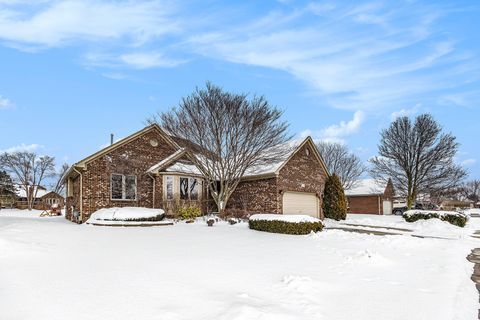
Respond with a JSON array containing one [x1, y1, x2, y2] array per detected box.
[[382, 200, 392, 215], [282, 192, 318, 218]]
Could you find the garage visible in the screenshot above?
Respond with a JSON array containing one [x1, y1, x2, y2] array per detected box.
[[345, 178, 394, 215], [282, 192, 319, 218]]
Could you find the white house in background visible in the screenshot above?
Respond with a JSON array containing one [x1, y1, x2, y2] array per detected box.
[[345, 178, 394, 215]]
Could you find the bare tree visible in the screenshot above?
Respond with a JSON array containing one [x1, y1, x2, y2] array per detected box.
[[51, 163, 70, 196], [462, 180, 480, 203], [0, 151, 56, 210], [370, 114, 466, 209], [149, 82, 290, 215], [316, 142, 365, 190]]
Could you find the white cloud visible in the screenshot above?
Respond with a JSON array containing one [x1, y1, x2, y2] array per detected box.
[[0, 143, 41, 153], [319, 111, 365, 143], [304, 111, 365, 144], [0, 95, 12, 109], [390, 104, 420, 120], [461, 158, 476, 166], [0, 1, 179, 48], [119, 52, 186, 69], [84, 51, 185, 70], [188, 2, 476, 110]]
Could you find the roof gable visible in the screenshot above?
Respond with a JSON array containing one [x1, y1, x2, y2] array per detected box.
[[75, 124, 180, 168], [242, 137, 329, 179]]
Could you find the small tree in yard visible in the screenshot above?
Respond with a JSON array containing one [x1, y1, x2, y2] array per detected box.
[[316, 141, 365, 190], [149, 82, 290, 216], [0, 151, 56, 210], [370, 114, 466, 209], [0, 170, 15, 196], [322, 174, 347, 220]]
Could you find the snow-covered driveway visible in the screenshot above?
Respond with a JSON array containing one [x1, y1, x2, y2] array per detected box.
[[0, 210, 478, 320]]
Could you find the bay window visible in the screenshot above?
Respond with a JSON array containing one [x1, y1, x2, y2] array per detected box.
[[164, 176, 201, 201]]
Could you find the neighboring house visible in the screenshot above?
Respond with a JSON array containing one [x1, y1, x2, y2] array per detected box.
[[15, 186, 65, 210], [41, 191, 65, 208], [440, 199, 474, 211], [62, 124, 329, 223], [345, 179, 394, 215]]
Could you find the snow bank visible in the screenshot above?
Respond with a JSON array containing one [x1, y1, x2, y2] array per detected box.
[[87, 207, 165, 223], [249, 214, 320, 223], [463, 208, 480, 216]]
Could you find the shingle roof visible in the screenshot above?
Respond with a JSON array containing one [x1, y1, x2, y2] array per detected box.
[[345, 179, 388, 196]]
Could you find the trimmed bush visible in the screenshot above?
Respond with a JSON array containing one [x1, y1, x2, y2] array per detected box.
[[322, 173, 347, 220], [178, 206, 202, 220], [249, 219, 323, 235], [123, 214, 165, 222], [403, 210, 468, 227]]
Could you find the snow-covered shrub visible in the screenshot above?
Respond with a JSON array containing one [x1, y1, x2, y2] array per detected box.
[[87, 207, 165, 223], [403, 210, 468, 227], [249, 214, 323, 235], [322, 173, 347, 220], [178, 206, 202, 220]]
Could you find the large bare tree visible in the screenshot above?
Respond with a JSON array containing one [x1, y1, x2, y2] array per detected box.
[[149, 83, 290, 215], [462, 180, 480, 203], [316, 142, 365, 190], [0, 151, 56, 210], [370, 114, 466, 209]]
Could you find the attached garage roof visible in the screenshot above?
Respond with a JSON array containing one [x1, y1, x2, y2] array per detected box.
[[345, 179, 388, 196]]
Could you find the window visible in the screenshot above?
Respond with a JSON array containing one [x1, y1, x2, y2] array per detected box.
[[180, 177, 189, 200], [111, 174, 137, 200], [164, 176, 201, 201], [189, 178, 198, 200], [166, 176, 174, 200]]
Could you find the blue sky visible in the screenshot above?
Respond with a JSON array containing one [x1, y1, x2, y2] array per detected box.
[[0, 0, 479, 179]]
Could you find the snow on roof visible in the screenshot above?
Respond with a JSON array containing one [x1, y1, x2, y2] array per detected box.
[[15, 186, 50, 198], [165, 162, 203, 176], [243, 140, 301, 177], [345, 179, 388, 196], [147, 148, 185, 173]]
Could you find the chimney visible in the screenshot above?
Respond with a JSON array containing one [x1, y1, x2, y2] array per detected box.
[[110, 133, 114, 145]]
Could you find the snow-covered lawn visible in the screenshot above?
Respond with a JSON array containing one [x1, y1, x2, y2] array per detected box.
[[0, 209, 478, 320]]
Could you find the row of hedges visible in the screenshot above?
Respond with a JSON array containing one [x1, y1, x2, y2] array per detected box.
[[248, 219, 323, 235], [403, 211, 468, 227]]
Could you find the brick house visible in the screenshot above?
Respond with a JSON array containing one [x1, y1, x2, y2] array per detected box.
[[15, 186, 65, 210], [345, 179, 394, 215], [63, 124, 329, 223]]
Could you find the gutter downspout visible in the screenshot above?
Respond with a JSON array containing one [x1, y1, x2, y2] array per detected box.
[[147, 172, 156, 209], [73, 167, 83, 223]]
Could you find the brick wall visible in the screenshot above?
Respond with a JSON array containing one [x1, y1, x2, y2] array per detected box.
[[228, 141, 327, 218], [76, 128, 177, 222], [277, 143, 327, 218], [229, 177, 278, 213], [347, 195, 382, 215]]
